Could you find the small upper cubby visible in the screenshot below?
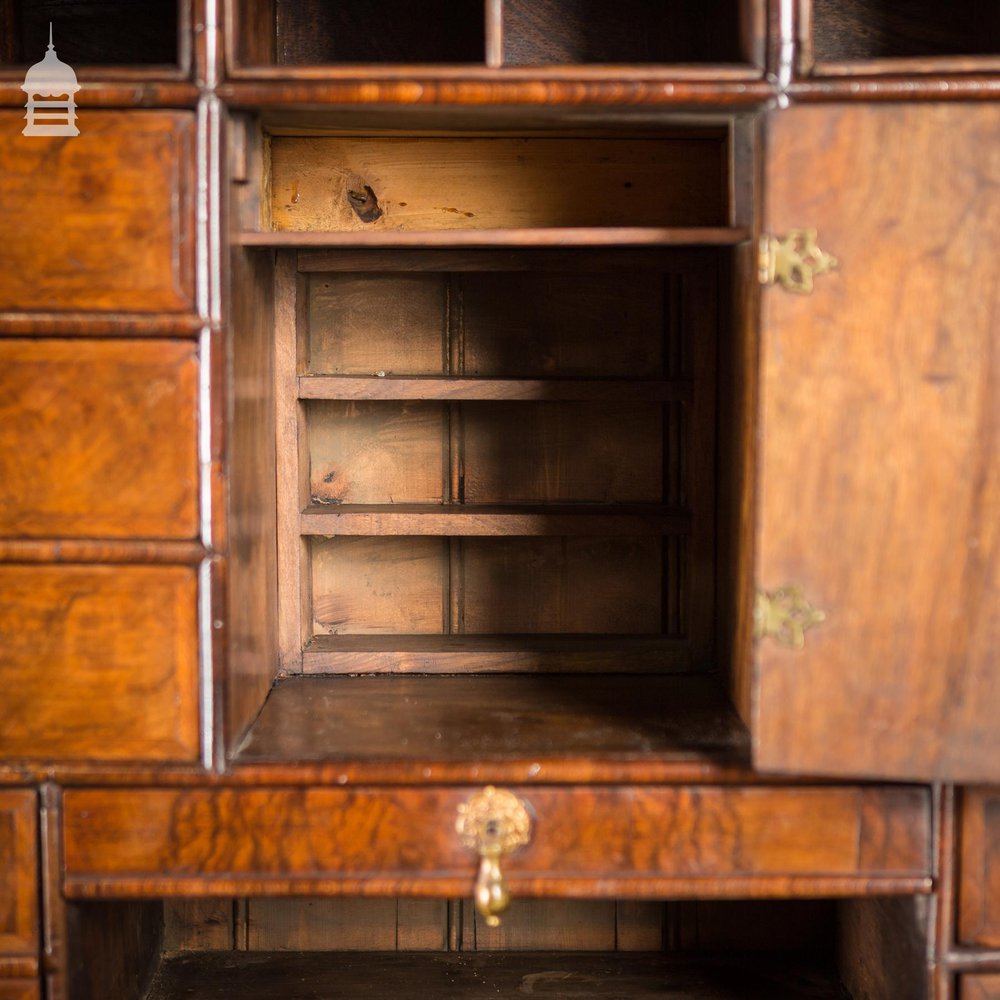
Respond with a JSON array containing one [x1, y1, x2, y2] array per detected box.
[[0, 0, 182, 73], [226, 0, 764, 74], [803, 0, 1000, 73]]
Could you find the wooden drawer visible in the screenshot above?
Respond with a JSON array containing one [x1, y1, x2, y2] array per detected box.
[[0, 111, 194, 314], [0, 340, 198, 539], [962, 976, 1000, 1000], [959, 788, 1000, 947], [62, 785, 931, 897], [0, 983, 39, 1000], [0, 565, 199, 762], [0, 790, 38, 973]]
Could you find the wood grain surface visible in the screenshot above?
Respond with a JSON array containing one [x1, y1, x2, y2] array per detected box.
[[0, 791, 37, 961], [755, 103, 1000, 782], [270, 137, 726, 231], [0, 564, 199, 761], [61, 780, 929, 897], [0, 111, 194, 313], [0, 340, 198, 539], [963, 976, 1000, 1000], [959, 789, 1000, 947], [144, 951, 853, 1000]]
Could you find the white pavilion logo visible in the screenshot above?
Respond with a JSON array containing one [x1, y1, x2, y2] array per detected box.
[[21, 24, 80, 137]]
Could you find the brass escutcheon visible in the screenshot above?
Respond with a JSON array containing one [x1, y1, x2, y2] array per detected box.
[[456, 786, 532, 927]]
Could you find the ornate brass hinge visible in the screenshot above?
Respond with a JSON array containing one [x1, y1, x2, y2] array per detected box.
[[759, 229, 838, 294], [754, 586, 826, 649]]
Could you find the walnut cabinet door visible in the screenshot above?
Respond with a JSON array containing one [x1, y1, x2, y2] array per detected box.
[[753, 103, 999, 782]]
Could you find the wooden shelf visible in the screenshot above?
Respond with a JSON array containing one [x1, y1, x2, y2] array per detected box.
[[145, 951, 850, 999], [237, 228, 749, 248], [300, 504, 690, 537], [234, 674, 747, 764], [301, 635, 696, 674], [299, 376, 693, 402]]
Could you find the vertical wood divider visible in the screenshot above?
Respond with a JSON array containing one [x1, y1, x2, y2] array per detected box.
[[485, 0, 504, 68], [274, 252, 305, 672]]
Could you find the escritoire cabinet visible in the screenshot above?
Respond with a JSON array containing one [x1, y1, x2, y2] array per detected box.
[[0, 1, 997, 998]]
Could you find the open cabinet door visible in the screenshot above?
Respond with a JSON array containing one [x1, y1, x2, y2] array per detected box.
[[754, 103, 999, 781]]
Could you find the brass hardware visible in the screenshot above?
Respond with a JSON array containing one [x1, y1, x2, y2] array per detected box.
[[754, 586, 826, 649], [456, 786, 532, 927], [759, 229, 838, 294]]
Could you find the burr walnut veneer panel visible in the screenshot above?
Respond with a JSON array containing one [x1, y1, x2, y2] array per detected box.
[[0, 565, 199, 761], [963, 977, 1000, 1000], [755, 102, 1000, 781], [959, 788, 1000, 947], [0, 111, 195, 313], [61, 784, 929, 897], [0, 791, 36, 962], [0, 340, 198, 538]]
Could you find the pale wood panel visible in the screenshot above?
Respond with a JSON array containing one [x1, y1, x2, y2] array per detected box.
[[247, 899, 397, 950], [396, 901, 450, 951], [755, 103, 1000, 781], [0, 340, 198, 539], [164, 901, 234, 952], [308, 401, 446, 505], [473, 900, 616, 950], [270, 137, 726, 232], [0, 791, 37, 957], [307, 273, 447, 375], [462, 402, 663, 504], [460, 272, 665, 377], [311, 537, 446, 635], [616, 902, 666, 951], [959, 788, 1000, 946], [458, 537, 663, 634], [0, 111, 194, 313], [0, 565, 199, 761]]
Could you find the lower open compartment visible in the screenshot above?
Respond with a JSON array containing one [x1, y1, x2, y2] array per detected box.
[[66, 896, 931, 999]]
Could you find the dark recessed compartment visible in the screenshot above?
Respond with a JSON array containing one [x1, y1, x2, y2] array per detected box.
[[501, 0, 754, 66], [808, 0, 1000, 68], [0, 0, 179, 68]]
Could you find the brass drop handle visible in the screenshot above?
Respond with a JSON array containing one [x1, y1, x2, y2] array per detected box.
[[456, 786, 532, 927]]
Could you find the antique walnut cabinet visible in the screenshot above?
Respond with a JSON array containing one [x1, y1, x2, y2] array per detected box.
[[0, 1, 998, 998]]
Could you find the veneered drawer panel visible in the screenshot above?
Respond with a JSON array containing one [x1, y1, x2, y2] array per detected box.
[[0, 111, 194, 313], [959, 788, 1000, 946], [0, 791, 37, 958], [0, 340, 198, 538], [0, 565, 199, 761], [0, 983, 39, 1000], [62, 785, 930, 896], [962, 976, 1000, 1000]]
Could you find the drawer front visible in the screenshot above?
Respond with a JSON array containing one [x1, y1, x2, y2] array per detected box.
[[0, 791, 37, 959], [0, 111, 194, 313], [962, 976, 1000, 1000], [959, 789, 1000, 946], [0, 565, 199, 761], [62, 785, 931, 896], [0, 340, 198, 539], [0, 983, 39, 1000]]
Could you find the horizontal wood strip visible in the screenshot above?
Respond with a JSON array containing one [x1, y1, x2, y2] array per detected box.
[[809, 56, 1000, 77], [0, 79, 200, 108], [298, 376, 692, 401], [301, 635, 692, 673], [239, 227, 748, 247], [300, 506, 690, 537], [788, 77, 1000, 102], [296, 247, 722, 272], [61, 785, 931, 892], [0, 540, 207, 564], [0, 313, 203, 337]]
